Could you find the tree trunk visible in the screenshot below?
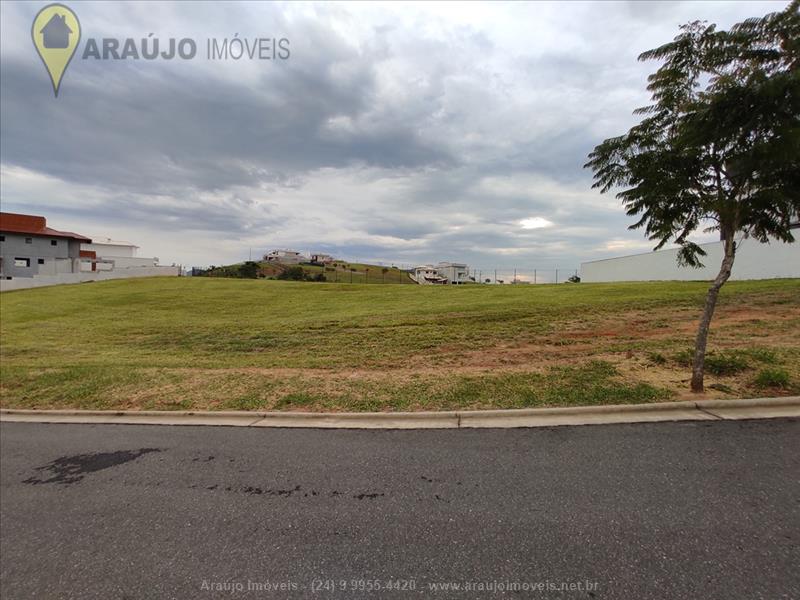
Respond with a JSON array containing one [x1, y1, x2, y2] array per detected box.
[[690, 235, 736, 392]]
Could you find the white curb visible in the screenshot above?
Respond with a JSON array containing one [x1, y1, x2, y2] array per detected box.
[[1, 397, 797, 429]]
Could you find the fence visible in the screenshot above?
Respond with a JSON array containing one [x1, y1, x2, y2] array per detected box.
[[466, 268, 580, 285], [320, 266, 579, 285]]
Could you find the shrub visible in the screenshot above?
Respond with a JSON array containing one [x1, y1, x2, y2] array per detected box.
[[647, 352, 667, 365], [704, 352, 749, 376], [753, 368, 790, 389]]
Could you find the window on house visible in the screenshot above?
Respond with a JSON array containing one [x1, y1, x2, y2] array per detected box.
[[51, 239, 58, 246], [25, 238, 32, 244], [38, 258, 45, 265], [14, 258, 30, 268]]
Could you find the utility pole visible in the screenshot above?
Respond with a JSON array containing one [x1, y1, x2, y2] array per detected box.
[[555, 269, 559, 284], [513, 268, 517, 284], [494, 269, 497, 284]]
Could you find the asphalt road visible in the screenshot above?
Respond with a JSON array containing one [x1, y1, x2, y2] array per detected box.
[[1, 419, 798, 600]]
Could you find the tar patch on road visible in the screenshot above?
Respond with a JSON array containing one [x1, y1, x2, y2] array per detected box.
[[23, 448, 162, 485]]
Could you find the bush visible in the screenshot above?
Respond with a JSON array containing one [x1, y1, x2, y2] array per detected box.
[[753, 368, 790, 389], [239, 261, 259, 279], [277, 266, 306, 281], [275, 267, 327, 282], [647, 352, 667, 365], [705, 352, 749, 376]]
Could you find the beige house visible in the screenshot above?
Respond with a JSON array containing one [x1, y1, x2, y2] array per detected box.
[[311, 253, 335, 264]]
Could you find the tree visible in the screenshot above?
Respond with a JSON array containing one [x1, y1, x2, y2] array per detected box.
[[239, 261, 259, 279], [585, 2, 799, 392]]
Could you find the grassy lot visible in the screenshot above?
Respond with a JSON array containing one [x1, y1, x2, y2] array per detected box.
[[1, 277, 798, 411]]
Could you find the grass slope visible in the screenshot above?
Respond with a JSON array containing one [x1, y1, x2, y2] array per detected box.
[[1, 277, 798, 411]]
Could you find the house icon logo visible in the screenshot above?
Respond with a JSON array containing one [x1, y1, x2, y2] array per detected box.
[[41, 13, 72, 49], [31, 3, 81, 96]]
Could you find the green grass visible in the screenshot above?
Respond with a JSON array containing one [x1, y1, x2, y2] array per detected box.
[[671, 346, 780, 375], [1, 277, 798, 411], [753, 368, 792, 390]]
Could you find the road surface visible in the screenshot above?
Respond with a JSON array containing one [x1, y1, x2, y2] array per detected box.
[[1, 419, 798, 599]]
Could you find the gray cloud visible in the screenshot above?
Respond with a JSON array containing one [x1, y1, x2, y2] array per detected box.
[[0, 0, 787, 269]]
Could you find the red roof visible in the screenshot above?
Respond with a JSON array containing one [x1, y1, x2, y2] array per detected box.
[[0, 212, 91, 242]]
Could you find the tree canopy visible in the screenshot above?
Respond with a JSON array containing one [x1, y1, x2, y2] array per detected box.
[[585, 1, 799, 267], [584, 1, 799, 392]]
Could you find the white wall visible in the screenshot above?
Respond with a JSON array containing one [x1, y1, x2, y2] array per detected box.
[[81, 256, 158, 271], [0, 266, 180, 292], [581, 238, 800, 283], [82, 242, 137, 258]]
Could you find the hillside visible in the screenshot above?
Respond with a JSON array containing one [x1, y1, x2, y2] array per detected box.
[[1, 278, 798, 411], [200, 259, 416, 284]]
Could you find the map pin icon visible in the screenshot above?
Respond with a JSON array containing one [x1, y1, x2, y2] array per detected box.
[[31, 3, 81, 97]]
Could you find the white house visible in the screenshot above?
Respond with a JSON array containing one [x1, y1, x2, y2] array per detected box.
[[581, 235, 800, 283], [412, 265, 447, 284], [311, 253, 335, 264], [436, 262, 469, 284], [81, 237, 159, 271], [264, 249, 308, 264], [412, 262, 470, 284]]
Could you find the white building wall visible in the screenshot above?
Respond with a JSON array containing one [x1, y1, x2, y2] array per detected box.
[[81, 256, 158, 271], [581, 238, 800, 283], [0, 266, 180, 292], [82, 242, 137, 258]]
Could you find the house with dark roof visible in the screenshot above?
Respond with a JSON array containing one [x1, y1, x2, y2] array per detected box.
[[0, 212, 91, 279]]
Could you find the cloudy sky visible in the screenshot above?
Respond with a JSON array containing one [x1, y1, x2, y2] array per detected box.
[[0, 1, 787, 271]]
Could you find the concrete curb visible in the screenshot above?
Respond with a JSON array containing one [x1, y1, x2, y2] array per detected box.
[[1, 397, 798, 429]]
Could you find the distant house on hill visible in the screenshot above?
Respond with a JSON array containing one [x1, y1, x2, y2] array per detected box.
[[264, 249, 307, 264], [412, 262, 470, 285], [412, 265, 447, 284], [311, 253, 335, 264], [435, 262, 469, 284]]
